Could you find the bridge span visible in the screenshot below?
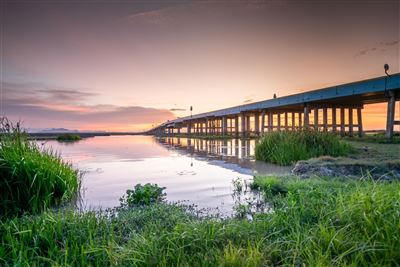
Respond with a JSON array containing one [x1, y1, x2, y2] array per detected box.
[[148, 74, 400, 139]]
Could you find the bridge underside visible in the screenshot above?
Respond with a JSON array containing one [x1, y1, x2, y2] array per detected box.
[[149, 74, 400, 139]]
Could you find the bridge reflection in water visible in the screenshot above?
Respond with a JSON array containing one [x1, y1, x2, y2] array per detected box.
[[156, 136, 290, 176]]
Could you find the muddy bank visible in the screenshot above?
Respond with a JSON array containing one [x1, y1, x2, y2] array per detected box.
[[292, 156, 400, 180]]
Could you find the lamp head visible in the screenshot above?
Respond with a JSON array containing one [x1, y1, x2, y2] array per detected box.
[[384, 63, 389, 73]]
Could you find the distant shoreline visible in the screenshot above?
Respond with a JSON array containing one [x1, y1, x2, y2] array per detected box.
[[27, 132, 145, 140]]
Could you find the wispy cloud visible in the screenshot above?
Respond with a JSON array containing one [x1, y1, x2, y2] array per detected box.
[[2, 82, 175, 131], [170, 108, 186, 111], [354, 40, 399, 57]]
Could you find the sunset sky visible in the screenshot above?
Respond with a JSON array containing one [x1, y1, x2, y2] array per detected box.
[[1, 0, 399, 132]]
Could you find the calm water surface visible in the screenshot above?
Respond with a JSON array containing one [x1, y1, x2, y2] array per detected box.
[[40, 135, 289, 214]]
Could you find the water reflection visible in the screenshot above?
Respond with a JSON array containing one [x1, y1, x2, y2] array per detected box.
[[38, 135, 289, 215]]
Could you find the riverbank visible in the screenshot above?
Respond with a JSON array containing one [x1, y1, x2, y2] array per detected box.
[[1, 176, 399, 266]]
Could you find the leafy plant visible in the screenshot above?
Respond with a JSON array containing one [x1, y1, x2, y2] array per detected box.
[[119, 183, 166, 207]]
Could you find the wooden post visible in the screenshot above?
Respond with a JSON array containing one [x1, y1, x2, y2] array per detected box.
[[348, 108, 353, 136], [386, 91, 396, 139], [340, 108, 345, 136], [304, 106, 310, 128], [314, 108, 319, 130], [332, 107, 337, 132], [261, 110, 265, 135], [357, 107, 363, 137], [254, 113, 260, 135], [323, 108, 328, 132]]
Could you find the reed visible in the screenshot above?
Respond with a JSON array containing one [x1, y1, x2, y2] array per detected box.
[[255, 130, 353, 165], [0, 118, 80, 217]]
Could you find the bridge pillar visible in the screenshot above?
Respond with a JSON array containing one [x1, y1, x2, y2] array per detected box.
[[298, 112, 302, 129], [268, 111, 273, 131], [246, 115, 251, 135], [291, 112, 295, 131], [222, 116, 227, 135], [241, 113, 246, 137], [177, 128, 180, 134], [304, 106, 310, 128], [188, 122, 192, 136], [254, 112, 260, 135], [235, 116, 239, 137], [277, 113, 281, 131], [348, 108, 353, 136], [314, 108, 319, 130], [261, 110, 265, 135], [386, 91, 396, 139], [357, 107, 363, 137], [340, 108, 345, 136], [332, 107, 337, 132], [205, 119, 208, 135], [284, 112, 288, 131], [323, 108, 328, 132]]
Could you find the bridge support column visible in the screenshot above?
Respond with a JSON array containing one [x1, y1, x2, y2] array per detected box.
[[357, 107, 363, 137], [241, 113, 247, 137], [323, 108, 328, 132], [314, 108, 319, 130], [291, 112, 295, 131], [177, 128, 180, 134], [268, 112, 273, 131], [222, 116, 227, 136], [304, 106, 310, 129], [340, 108, 345, 136], [386, 91, 396, 139], [277, 113, 281, 131], [246, 116, 251, 135], [332, 107, 337, 132], [235, 116, 239, 137], [254, 112, 260, 135], [284, 112, 288, 131], [298, 112, 302, 129], [348, 108, 353, 136], [261, 110, 265, 135], [205, 118, 209, 135]]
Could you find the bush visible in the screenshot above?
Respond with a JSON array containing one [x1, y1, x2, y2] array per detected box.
[[56, 133, 81, 142], [119, 183, 166, 207], [255, 130, 353, 165], [0, 118, 80, 217]]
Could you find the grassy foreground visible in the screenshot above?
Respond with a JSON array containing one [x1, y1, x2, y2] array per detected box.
[[1, 177, 399, 266], [0, 119, 79, 217], [255, 130, 353, 165]]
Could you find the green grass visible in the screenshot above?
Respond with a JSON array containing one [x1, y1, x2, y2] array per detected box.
[[56, 133, 81, 142], [255, 130, 354, 165], [0, 119, 80, 217], [1, 177, 399, 266]]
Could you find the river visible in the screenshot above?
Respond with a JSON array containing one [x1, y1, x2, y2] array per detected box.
[[39, 135, 290, 215]]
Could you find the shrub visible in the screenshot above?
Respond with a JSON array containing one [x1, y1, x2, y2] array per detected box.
[[255, 130, 353, 165], [0, 118, 80, 217], [119, 183, 166, 207], [56, 133, 81, 142]]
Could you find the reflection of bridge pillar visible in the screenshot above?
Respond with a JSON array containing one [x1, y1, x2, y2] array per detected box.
[[357, 107, 363, 137], [261, 110, 265, 135], [386, 91, 396, 139], [222, 139, 228, 155], [254, 112, 260, 135]]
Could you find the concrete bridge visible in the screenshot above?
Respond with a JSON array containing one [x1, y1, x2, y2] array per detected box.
[[148, 73, 400, 139]]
